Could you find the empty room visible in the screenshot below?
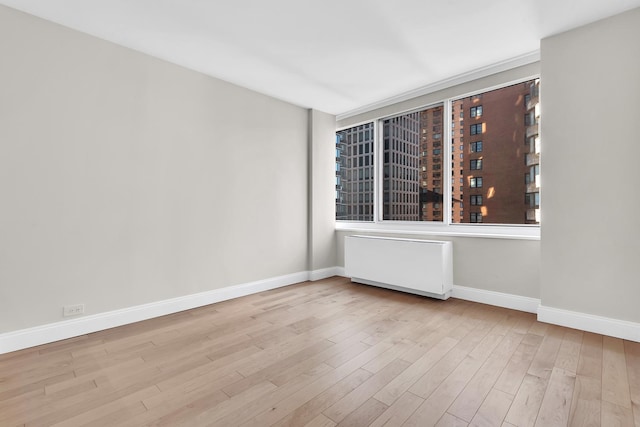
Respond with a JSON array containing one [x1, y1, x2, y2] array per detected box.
[[1, 1, 639, 426]]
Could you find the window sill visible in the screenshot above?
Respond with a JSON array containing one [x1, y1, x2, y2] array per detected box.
[[335, 221, 540, 240]]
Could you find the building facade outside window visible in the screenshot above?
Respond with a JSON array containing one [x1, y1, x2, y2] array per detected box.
[[335, 123, 374, 221], [335, 78, 540, 226]]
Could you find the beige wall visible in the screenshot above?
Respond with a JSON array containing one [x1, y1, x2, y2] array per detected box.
[[308, 110, 338, 271], [0, 6, 310, 332], [540, 7, 640, 322], [4, 2, 638, 337]]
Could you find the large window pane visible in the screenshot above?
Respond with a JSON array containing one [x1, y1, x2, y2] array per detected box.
[[383, 105, 444, 221], [335, 123, 374, 221], [452, 79, 540, 225]]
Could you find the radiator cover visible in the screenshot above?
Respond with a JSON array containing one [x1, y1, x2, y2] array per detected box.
[[345, 235, 453, 300]]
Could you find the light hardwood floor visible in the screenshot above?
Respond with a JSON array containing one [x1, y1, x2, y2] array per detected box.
[[1, 277, 638, 426]]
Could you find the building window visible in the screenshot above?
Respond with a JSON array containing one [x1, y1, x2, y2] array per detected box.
[[470, 212, 483, 223], [470, 177, 483, 188], [470, 159, 482, 170], [470, 123, 483, 135], [470, 141, 482, 152], [470, 105, 483, 118], [471, 195, 483, 205], [524, 111, 536, 126]]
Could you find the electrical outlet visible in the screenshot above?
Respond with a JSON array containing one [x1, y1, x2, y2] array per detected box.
[[63, 304, 85, 317]]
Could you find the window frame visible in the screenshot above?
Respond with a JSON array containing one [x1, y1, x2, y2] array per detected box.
[[335, 75, 540, 240], [470, 105, 483, 118]]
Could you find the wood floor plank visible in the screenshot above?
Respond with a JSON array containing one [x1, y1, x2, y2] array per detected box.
[[504, 374, 548, 427], [374, 336, 458, 405], [469, 388, 513, 427], [448, 330, 524, 422], [368, 392, 424, 427], [51, 385, 159, 427], [435, 413, 470, 427], [304, 413, 337, 427], [577, 332, 603, 380], [171, 380, 278, 426], [361, 338, 416, 374], [334, 397, 388, 427], [403, 356, 487, 427], [555, 329, 583, 374], [0, 380, 97, 425], [222, 340, 335, 397], [601, 400, 634, 426], [403, 322, 511, 427], [602, 336, 632, 409], [534, 367, 576, 427], [209, 363, 334, 427], [1, 278, 638, 426], [407, 321, 497, 401], [527, 325, 564, 380], [568, 375, 601, 427], [247, 368, 373, 427], [623, 340, 640, 427], [323, 358, 410, 423], [493, 340, 540, 396]]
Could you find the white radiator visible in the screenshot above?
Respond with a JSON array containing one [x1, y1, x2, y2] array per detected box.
[[344, 235, 453, 300]]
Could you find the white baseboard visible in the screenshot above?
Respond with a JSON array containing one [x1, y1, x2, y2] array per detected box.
[[452, 285, 540, 314], [309, 266, 344, 281], [0, 271, 311, 355], [7, 269, 636, 355], [538, 305, 640, 343]]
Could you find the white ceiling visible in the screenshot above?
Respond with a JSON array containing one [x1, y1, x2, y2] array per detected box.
[[3, 0, 640, 115]]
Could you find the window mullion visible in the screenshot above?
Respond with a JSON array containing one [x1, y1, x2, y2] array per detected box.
[[443, 99, 453, 226], [374, 119, 382, 223]]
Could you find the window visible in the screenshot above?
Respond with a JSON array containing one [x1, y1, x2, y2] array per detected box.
[[381, 105, 444, 221], [335, 123, 374, 221], [525, 193, 540, 207], [470, 159, 482, 170], [335, 78, 540, 227], [470, 212, 483, 223], [470, 123, 483, 135], [470, 177, 483, 188], [524, 111, 536, 126], [470, 105, 483, 118], [451, 79, 539, 224]]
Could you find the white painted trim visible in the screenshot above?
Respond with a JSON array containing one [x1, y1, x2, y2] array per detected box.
[[452, 285, 540, 314], [0, 271, 309, 355], [336, 51, 540, 121], [335, 222, 540, 241], [538, 305, 640, 343], [309, 267, 343, 281], [7, 270, 637, 354]]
